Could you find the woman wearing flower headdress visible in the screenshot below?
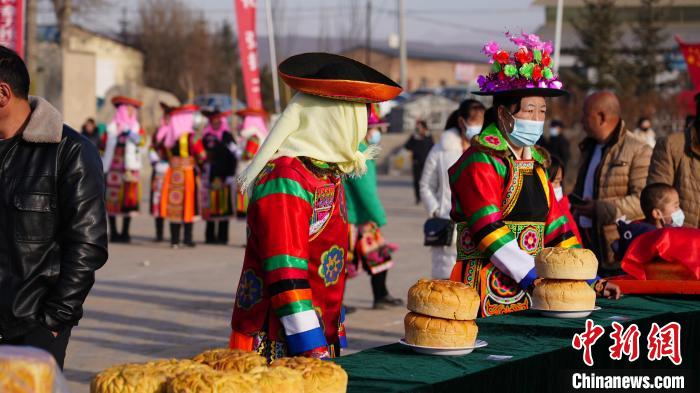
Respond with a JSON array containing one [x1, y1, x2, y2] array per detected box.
[[449, 32, 621, 317], [229, 53, 402, 360], [101, 96, 146, 243]]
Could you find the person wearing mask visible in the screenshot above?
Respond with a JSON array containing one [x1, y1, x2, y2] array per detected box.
[[612, 183, 684, 260], [547, 156, 582, 244], [101, 96, 145, 243], [632, 117, 656, 148], [345, 110, 401, 309], [229, 53, 402, 360], [538, 119, 570, 165], [449, 32, 620, 317], [0, 46, 108, 368], [419, 100, 484, 279], [646, 92, 700, 228], [572, 91, 652, 275], [200, 108, 237, 245], [154, 104, 206, 248], [404, 119, 434, 204], [81, 118, 101, 148]]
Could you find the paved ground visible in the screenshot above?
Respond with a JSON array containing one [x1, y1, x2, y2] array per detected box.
[[63, 175, 432, 392]]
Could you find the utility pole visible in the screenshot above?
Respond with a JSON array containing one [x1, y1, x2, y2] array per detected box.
[[265, 0, 281, 114], [365, 0, 371, 66], [57, 0, 72, 48], [553, 0, 564, 73], [119, 6, 129, 44], [398, 0, 407, 89], [25, 0, 38, 92]]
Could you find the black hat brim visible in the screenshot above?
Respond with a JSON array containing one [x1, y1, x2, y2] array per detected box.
[[279, 52, 403, 103], [472, 88, 568, 98]]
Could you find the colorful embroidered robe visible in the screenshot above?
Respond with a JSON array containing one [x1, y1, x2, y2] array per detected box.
[[157, 133, 206, 224], [449, 123, 581, 317], [230, 156, 348, 359]]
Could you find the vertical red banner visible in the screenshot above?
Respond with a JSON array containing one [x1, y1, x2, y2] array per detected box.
[[676, 35, 700, 91], [0, 0, 24, 57], [235, 0, 262, 110]]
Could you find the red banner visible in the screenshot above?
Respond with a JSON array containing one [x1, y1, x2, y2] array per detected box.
[[0, 0, 24, 57], [235, 0, 262, 110], [676, 35, 700, 91]]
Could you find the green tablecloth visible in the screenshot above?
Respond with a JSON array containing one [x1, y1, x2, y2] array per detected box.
[[334, 296, 700, 393]]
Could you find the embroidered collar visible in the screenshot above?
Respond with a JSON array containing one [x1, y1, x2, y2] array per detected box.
[[299, 157, 342, 179], [474, 123, 549, 166]]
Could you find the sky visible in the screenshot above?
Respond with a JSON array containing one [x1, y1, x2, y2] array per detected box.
[[38, 0, 545, 47]]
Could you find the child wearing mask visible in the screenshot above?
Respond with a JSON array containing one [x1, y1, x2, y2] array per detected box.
[[613, 183, 685, 260], [547, 156, 582, 244]]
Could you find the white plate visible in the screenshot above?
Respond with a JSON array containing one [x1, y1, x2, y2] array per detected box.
[[531, 306, 602, 319], [398, 339, 488, 356]]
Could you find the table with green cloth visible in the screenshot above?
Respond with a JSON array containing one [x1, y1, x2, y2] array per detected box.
[[333, 296, 700, 392]]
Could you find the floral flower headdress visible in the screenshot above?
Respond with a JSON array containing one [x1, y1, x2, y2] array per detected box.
[[475, 32, 565, 97]]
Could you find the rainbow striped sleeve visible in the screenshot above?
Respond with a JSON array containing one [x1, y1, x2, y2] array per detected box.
[[251, 166, 327, 355], [449, 150, 537, 289], [544, 182, 581, 249]]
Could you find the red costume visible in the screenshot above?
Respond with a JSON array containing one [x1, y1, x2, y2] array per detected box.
[[230, 157, 348, 359]]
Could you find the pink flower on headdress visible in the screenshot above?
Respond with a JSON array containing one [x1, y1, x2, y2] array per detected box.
[[549, 80, 563, 89], [483, 41, 500, 56], [543, 41, 554, 55]]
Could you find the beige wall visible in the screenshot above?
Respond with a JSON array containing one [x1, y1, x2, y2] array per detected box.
[[342, 49, 489, 91], [62, 50, 97, 128], [68, 27, 144, 93]]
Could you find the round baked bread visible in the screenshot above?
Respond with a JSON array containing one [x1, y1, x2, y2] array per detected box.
[[644, 260, 696, 281], [404, 312, 478, 348], [167, 369, 257, 393], [270, 356, 348, 393], [192, 348, 266, 373], [531, 279, 596, 311], [91, 360, 211, 393], [407, 279, 479, 320], [91, 364, 167, 393], [249, 366, 304, 393], [0, 352, 54, 393], [535, 247, 598, 280]]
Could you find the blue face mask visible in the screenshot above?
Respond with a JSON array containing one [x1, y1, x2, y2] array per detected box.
[[465, 126, 481, 140], [368, 130, 381, 145], [509, 118, 545, 147]]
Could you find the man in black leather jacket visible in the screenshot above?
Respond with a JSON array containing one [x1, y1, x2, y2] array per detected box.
[[0, 47, 108, 368]]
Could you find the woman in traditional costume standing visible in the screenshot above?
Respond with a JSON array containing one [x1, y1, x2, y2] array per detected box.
[[449, 32, 620, 317], [233, 108, 268, 218], [229, 53, 401, 360], [149, 103, 174, 242], [154, 104, 206, 248], [102, 96, 145, 243], [345, 108, 402, 309], [200, 108, 237, 245]]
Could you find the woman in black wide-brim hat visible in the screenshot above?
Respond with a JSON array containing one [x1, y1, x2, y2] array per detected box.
[[448, 32, 621, 317], [229, 53, 401, 360]]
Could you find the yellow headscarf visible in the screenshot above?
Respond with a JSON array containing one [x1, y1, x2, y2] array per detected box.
[[237, 93, 378, 191]]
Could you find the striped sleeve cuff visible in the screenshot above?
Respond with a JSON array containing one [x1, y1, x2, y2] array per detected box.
[[281, 311, 328, 354], [519, 267, 538, 290], [490, 239, 536, 286]]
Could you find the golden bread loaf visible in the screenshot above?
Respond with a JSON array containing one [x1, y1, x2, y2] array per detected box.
[[192, 348, 267, 373], [91, 359, 211, 393], [270, 356, 348, 393], [404, 312, 478, 348], [407, 279, 480, 320], [167, 369, 257, 393], [531, 279, 596, 311], [535, 247, 598, 280], [249, 366, 304, 393], [0, 352, 54, 393]]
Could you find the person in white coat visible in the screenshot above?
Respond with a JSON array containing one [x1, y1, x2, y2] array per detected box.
[[420, 99, 485, 278]]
